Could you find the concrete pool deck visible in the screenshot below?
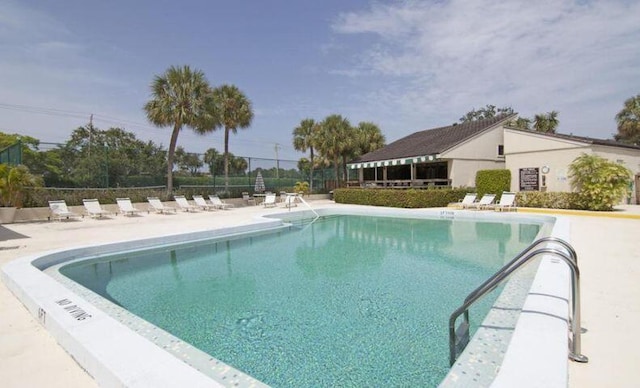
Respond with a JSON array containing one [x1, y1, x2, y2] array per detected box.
[[1, 200, 639, 387]]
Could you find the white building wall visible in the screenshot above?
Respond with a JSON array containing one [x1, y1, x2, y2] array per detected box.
[[443, 123, 507, 187], [504, 129, 640, 203], [504, 149, 586, 193], [450, 159, 506, 187], [445, 124, 505, 160]]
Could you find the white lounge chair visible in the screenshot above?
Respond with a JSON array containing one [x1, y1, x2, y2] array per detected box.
[[192, 195, 215, 211], [283, 193, 297, 208], [48, 200, 81, 221], [493, 192, 517, 212], [116, 198, 142, 216], [459, 193, 477, 209], [174, 195, 198, 212], [466, 194, 496, 210], [82, 199, 111, 218], [263, 193, 277, 208], [208, 195, 233, 210], [147, 197, 177, 214]]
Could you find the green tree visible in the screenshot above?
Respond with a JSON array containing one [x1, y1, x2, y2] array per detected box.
[[204, 148, 222, 176], [297, 157, 311, 178], [144, 65, 216, 193], [59, 125, 166, 187], [614, 94, 640, 145], [533, 111, 559, 133], [507, 117, 532, 130], [317, 114, 351, 187], [568, 153, 632, 211], [230, 155, 248, 175], [293, 118, 319, 193], [0, 164, 43, 207], [0, 132, 63, 183], [460, 105, 514, 122], [212, 84, 254, 192], [174, 146, 202, 175], [355, 122, 385, 155]]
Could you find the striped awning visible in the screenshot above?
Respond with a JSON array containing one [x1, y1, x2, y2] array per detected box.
[[349, 155, 438, 169]]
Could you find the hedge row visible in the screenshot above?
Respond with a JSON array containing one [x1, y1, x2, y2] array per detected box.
[[515, 191, 581, 209], [333, 188, 593, 211], [333, 188, 470, 208], [476, 170, 511, 199]]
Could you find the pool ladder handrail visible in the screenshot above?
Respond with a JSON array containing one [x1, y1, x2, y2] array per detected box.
[[290, 193, 320, 220], [448, 237, 589, 366]]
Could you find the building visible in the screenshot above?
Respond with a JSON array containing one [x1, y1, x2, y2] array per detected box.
[[348, 114, 513, 188], [504, 128, 640, 203], [348, 115, 640, 203]]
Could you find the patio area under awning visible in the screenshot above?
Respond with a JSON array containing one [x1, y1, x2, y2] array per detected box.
[[347, 154, 451, 188]]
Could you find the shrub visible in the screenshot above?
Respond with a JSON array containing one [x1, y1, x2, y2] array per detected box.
[[334, 188, 470, 208], [515, 191, 580, 209], [0, 164, 43, 207], [568, 153, 632, 211], [294, 181, 310, 195], [475, 170, 511, 200]]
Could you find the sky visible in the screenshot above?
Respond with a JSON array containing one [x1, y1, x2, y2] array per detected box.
[[1, 0, 639, 162]]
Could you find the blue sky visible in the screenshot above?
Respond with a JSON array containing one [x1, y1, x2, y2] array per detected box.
[[1, 0, 639, 161]]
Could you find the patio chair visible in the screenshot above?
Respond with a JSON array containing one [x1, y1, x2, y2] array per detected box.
[[263, 193, 277, 208], [208, 195, 234, 210], [147, 197, 177, 214], [458, 193, 477, 209], [242, 192, 256, 206], [283, 193, 298, 208], [116, 198, 143, 216], [493, 192, 517, 212], [82, 199, 111, 218], [48, 200, 81, 221], [466, 194, 496, 210], [192, 195, 215, 211], [174, 195, 198, 212]]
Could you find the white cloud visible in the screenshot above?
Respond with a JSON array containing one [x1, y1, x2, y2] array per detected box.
[[331, 0, 640, 138]]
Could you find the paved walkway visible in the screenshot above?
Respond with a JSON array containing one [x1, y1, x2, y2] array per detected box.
[[1, 202, 639, 387]]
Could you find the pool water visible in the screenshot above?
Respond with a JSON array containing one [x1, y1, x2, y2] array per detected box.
[[60, 215, 541, 387]]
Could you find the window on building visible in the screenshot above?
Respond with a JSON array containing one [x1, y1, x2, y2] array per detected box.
[[498, 144, 505, 156]]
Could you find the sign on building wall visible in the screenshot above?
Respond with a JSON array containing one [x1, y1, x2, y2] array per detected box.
[[519, 167, 539, 191]]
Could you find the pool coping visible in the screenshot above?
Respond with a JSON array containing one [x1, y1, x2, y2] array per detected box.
[[1, 206, 569, 387]]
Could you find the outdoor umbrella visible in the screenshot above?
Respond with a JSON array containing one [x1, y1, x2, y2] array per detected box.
[[254, 171, 265, 193]]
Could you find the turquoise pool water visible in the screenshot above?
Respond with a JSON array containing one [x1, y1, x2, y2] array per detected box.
[[60, 215, 541, 387]]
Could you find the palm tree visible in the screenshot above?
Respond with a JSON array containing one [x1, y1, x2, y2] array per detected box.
[[533, 111, 559, 133], [317, 114, 351, 187], [547, 111, 559, 133], [203, 148, 221, 176], [292, 118, 319, 193], [212, 84, 254, 193], [614, 94, 640, 145], [144, 65, 216, 193], [356, 122, 385, 155], [507, 117, 532, 130]]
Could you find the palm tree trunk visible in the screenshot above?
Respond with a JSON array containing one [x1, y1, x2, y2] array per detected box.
[[166, 124, 181, 193], [333, 157, 340, 188], [342, 155, 348, 183], [309, 148, 314, 194], [224, 127, 230, 193]]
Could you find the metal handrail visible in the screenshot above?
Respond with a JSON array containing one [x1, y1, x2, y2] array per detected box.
[[464, 237, 576, 304], [448, 237, 588, 366], [292, 194, 320, 219]]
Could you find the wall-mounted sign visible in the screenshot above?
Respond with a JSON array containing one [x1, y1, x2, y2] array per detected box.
[[519, 167, 539, 191]]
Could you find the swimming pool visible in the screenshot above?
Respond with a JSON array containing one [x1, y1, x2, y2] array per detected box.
[[55, 215, 541, 386], [2, 206, 569, 387]]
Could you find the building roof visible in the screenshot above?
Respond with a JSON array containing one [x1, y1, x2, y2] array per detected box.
[[353, 114, 516, 163], [505, 127, 640, 151]]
